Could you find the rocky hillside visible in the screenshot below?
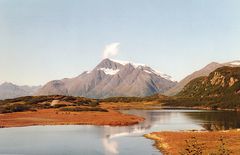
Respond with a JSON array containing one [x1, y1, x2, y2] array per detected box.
[[165, 60, 240, 96], [179, 66, 240, 97], [37, 59, 176, 98], [164, 66, 240, 109]]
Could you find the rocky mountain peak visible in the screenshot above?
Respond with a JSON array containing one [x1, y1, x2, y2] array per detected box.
[[95, 58, 124, 70], [36, 59, 176, 98]]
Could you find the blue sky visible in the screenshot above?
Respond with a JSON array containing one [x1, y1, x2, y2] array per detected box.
[[0, 0, 240, 85]]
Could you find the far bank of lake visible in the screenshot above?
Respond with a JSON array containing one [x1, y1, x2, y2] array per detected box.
[[0, 109, 240, 155]]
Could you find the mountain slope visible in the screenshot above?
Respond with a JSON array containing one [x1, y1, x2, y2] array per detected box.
[[164, 60, 240, 96], [0, 82, 41, 100], [179, 66, 240, 97], [164, 66, 240, 109], [37, 59, 177, 98]]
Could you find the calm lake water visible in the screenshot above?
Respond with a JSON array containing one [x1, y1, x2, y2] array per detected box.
[[0, 109, 239, 155]]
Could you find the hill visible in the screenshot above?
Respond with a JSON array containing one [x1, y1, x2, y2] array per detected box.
[[0, 82, 41, 100], [164, 66, 240, 109], [164, 60, 240, 96], [0, 95, 103, 114]]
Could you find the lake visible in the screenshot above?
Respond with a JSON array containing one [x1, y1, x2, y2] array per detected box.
[[0, 109, 239, 155]]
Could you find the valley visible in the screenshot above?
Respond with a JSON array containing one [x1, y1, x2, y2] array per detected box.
[[2, 1, 240, 154], [0, 61, 240, 155]]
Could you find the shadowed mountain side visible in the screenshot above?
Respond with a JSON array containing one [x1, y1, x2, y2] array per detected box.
[[165, 60, 240, 96], [0, 82, 41, 100], [37, 59, 176, 98], [163, 66, 240, 109]]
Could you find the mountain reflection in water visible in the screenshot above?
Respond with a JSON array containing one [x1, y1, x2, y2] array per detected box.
[[183, 110, 240, 131], [0, 109, 239, 155], [101, 109, 240, 154]]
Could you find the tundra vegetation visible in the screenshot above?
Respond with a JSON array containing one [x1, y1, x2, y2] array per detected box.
[[145, 131, 239, 155], [163, 67, 240, 110], [180, 136, 232, 155], [0, 95, 103, 114]]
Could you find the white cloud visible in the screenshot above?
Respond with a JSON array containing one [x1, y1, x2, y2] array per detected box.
[[103, 42, 120, 59]]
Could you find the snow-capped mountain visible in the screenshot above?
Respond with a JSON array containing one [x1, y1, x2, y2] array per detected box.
[[37, 58, 177, 98]]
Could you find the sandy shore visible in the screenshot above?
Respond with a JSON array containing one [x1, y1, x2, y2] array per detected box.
[[0, 109, 144, 128], [145, 130, 240, 155]]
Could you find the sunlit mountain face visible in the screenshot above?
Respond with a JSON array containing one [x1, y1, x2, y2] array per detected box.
[[37, 58, 176, 98]]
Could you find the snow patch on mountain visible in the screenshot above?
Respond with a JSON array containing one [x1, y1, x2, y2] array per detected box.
[[144, 68, 172, 80], [109, 58, 174, 81], [230, 61, 240, 66], [159, 73, 172, 81], [109, 59, 147, 68], [144, 70, 152, 74], [98, 68, 120, 75], [37, 58, 177, 98], [0, 80, 4, 85]]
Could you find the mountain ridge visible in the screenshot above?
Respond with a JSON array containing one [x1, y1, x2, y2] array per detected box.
[[179, 66, 240, 97], [166, 66, 240, 109], [37, 58, 176, 98], [164, 60, 240, 96], [0, 82, 41, 100]]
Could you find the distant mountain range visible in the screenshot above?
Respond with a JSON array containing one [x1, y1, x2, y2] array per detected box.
[[164, 60, 240, 96], [37, 58, 177, 98], [0, 82, 41, 100], [1, 59, 240, 100]]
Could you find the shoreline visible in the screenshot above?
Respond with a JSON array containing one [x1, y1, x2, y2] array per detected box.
[[161, 105, 240, 112], [1, 105, 240, 154], [145, 130, 240, 155], [1, 105, 239, 128], [0, 108, 144, 128]]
